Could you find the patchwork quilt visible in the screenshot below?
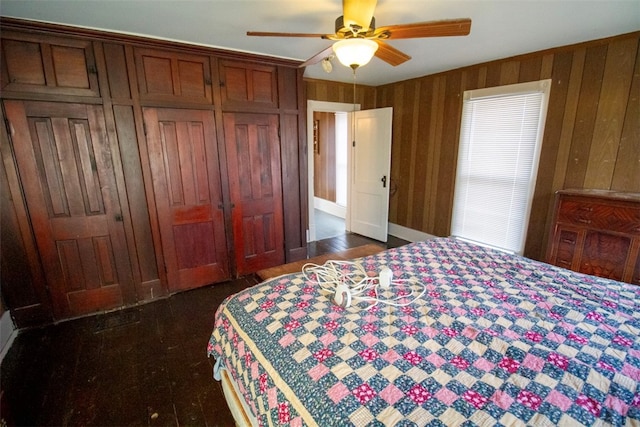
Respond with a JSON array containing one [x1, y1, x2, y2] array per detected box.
[[207, 238, 640, 426]]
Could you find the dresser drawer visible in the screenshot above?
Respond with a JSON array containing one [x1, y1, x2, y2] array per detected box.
[[551, 228, 578, 269], [547, 190, 640, 285], [557, 199, 640, 235]]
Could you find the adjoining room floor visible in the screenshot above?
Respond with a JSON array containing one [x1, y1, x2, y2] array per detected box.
[[314, 208, 345, 240], [1, 233, 408, 426]]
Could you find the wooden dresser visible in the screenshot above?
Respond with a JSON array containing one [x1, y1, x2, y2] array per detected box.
[[546, 189, 640, 285]]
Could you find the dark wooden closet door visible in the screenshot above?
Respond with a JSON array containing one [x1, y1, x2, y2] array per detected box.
[[223, 113, 284, 275], [143, 108, 229, 291], [5, 100, 134, 319]]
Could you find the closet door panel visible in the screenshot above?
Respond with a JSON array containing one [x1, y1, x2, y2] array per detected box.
[[224, 113, 284, 274], [143, 108, 229, 291], [5, 100, 134, 319], [135, 48, 213, 104], [1, 31, 100, 97], [219, 60, 278, 108]]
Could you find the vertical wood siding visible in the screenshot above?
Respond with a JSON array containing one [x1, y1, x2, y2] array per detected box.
[[305, 32, 640, 261], [305, 79, 378, 110], [313, 112, 337, 202]]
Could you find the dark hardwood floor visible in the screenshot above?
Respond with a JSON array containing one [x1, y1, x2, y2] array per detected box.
[[1, 233, 408, 427]]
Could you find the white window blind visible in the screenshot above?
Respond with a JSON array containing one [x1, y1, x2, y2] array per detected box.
[[451, 80, 551, 254]]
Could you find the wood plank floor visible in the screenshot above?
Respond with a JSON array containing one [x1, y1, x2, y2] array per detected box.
[[1, 233, 408, 426]]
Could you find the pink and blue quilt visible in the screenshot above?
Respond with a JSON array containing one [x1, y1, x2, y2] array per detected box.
[[208, 237, 640, 426]]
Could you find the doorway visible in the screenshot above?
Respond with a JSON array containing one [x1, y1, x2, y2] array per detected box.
[[307, 101, 359, 242]]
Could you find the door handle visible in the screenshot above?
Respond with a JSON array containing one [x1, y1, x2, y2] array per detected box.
[[381, 175, 387, 188]]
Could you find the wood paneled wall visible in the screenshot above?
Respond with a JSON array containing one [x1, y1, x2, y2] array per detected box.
[[313, 112, 337, 202], [305, 31, 640, 261], [0, 18, 307, 325], [305, 78, 378, 110]]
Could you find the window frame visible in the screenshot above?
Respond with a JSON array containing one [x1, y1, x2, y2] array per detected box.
[[451, 79, 552, 254]]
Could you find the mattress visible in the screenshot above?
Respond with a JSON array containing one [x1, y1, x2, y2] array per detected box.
[[208, 237, 640, 426]]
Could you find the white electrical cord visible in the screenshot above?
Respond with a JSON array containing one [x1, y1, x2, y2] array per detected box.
[[301, 260, 426, 309]]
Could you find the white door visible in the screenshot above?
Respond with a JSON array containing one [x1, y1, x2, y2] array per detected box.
[[348, 107, 393, 242]]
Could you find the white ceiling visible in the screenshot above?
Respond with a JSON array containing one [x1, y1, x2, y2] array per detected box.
[[1, 0, 639, 86]]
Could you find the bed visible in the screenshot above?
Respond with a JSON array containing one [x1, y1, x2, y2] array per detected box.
[[207, 237, 640, 426]]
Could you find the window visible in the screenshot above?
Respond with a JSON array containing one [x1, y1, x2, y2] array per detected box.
[[451, 79, 551, 254]]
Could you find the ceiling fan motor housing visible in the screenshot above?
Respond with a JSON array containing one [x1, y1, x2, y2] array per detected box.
[[335, 15, 376, 37]]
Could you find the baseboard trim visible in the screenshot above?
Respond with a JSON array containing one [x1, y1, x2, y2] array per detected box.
[[0, 311, 17, 363], [314, 197, 346, 219], [388, 223, 438, 243]]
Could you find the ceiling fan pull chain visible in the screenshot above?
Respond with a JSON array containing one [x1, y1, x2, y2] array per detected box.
[[352, 67, 357, 147]]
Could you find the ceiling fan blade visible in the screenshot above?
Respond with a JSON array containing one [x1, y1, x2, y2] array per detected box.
[[247, 31, 328, 38], [375, 18, 471, 39], [298, 45, 335, 68], [374, 40, 411, 66], [343, 0, 377, 32]]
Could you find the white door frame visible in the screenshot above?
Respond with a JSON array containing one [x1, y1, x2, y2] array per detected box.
[[307, 100, 360, 242]]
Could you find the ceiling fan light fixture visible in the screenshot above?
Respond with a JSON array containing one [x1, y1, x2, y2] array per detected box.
[[333, 38, 378, 69]]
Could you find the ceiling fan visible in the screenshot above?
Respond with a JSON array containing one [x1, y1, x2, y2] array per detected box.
[[247, 0, 471, 69]]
